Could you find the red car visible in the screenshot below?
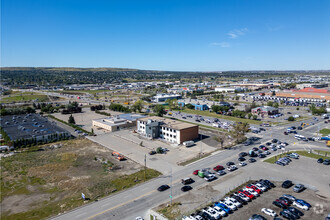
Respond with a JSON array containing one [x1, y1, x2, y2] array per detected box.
[[213, 165, 224, 171], [239, 190, 254, 199], [262, 147, 269, 151], [193, 170, 199, 175], [276, 199, 289, 206], [246, 184, 262, 194]]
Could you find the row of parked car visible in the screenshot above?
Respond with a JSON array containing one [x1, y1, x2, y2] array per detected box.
[[317, 158, 330, 165], [182, 179, 276, 220], [249, 180, 311, 220], [275, 153, 299, 166]]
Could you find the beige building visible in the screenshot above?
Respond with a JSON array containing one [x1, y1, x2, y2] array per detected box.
[[92, 114, 145, 132], [137, 116, 199, 144]]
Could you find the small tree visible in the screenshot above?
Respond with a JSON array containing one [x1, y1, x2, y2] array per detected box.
[[252, 115, 258, 120], [156, 147, 163, 154], [153, 105, 166, 117], [288, 116, 295, 121], [273, 102, 279, 108], [68, 114, 76, 124]]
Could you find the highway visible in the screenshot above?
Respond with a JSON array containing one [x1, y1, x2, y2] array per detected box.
[[51, 117, 329, 220]]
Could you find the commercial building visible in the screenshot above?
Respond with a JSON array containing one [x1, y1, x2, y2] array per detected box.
[[275, 88, 330, 102], [251, 106, 279, 116], [152, 93, 182, 102], [178, 102, 209, 111], [137, 116, 199, 144], [92, 114, 145, 132], [1, 114, 70, 142]]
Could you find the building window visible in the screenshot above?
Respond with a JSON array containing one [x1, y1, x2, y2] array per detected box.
[[170, 134, 172, 137], [173, 135, 176, 138]]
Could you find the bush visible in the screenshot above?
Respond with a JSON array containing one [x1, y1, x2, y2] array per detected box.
[[288, 116, 295, 121]]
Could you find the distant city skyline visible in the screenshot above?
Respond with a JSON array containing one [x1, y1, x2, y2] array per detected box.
[[1, 0, 330, 71]]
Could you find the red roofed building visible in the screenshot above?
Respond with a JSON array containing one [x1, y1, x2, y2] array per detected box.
[[297, 88, 329, 93]]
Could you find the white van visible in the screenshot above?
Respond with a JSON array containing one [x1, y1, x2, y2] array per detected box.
[[183, 141, 195, 147]]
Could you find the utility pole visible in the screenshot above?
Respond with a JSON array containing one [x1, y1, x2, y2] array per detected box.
[[200, 134, 203, 158], [144, 154, 146, 181]]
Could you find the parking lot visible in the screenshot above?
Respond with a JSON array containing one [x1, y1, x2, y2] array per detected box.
[[88, 129, 217, 174]]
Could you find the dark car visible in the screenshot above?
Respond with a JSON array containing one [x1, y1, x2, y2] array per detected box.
[[288, 207, 304, 217], [284, 131, 288, 135], [258, 154, 266, 158], [259, 145, 266, 149], [282, 180, 293, 188], [157, 185, 170, 192], [280, 211, 295, 220], [249, 214, 267, 220], [259, 179, 275, 188], [279, 197, 292, 205], [230, 194, 247, 205], [297, 126, 302, 130], [238, 157, 246, 161], [252, 147, 259, 151], [181, 178, 194, 185], [273, 201, 288, 209], [272, 139, 278, 143], [283, 209, 299, 219], [226, 161, 235, 166], [181, 185, 193, 192], [276, 199, 290, 207], [323, 159, 330, 165], [249, 158, 256, 163], [276, 161, 285, 166], [266, 142, 272, 146], [239, 152, 248, 157], [149, 150, 156, 155]]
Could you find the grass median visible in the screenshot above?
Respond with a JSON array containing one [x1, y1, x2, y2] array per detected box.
[[319, 128, 330, 136]]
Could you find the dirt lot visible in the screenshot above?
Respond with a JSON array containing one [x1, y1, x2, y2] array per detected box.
[[157, 181, 330, 220], [0, 138, 160, 220]]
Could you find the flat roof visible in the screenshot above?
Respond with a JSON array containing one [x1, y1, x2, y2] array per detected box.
[[139, 116, 197, 130], [1, 114, 69, 141], [93, 114, 145, 127]]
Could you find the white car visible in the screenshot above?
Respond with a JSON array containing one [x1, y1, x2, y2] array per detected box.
[[261, 208, 277, 217], [293, 201, 309, 210], [221, 200, 237, 211], [254, 183, 267, 192], [204, 207, 221, 219], [244, 188, 259, 197], [224, 197, 242, 208], [182, 216, 195, 220], [291, 153, 299, 158], [213, 206, 227, 217], [239, 162, 247, 166], [136, 217, 144, 220]]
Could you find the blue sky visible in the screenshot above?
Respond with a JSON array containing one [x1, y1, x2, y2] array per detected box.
[[1, 0, 330, 71]]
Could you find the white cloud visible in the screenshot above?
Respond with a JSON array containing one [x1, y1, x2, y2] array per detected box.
[[209, 42, 231, 47], [227, 28, 248, 39]]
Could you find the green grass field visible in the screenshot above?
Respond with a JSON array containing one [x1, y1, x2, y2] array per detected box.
[[319, 128, 330, 136], [0, 94, 49, 103]]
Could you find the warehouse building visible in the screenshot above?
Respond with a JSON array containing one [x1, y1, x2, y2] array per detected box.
[[152, 93, 182, 102], [92, 114, 145, 132], [137, 116, 199, 144], [275, 88, 330, 102]]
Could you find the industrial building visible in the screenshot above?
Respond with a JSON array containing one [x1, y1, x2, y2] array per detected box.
[[136, 116, 199, 144], [92, 114, 145, 132], [152, 93, 182, 102], [1, 114, 70, 142]]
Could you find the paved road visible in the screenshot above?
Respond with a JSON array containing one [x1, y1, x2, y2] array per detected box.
[[52, 116, 329, 220]]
